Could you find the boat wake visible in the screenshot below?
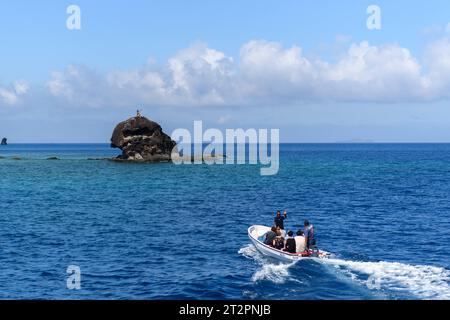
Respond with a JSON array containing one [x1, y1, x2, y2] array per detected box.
[[319, 258, 450, 300], [239, 245, 450, 299], [238, 245, 298, 284]]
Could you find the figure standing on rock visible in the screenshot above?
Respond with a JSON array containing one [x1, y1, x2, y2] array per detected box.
[[110, 112, 176, 162]]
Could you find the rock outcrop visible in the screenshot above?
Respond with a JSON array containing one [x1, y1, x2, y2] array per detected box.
[[111, 114, 176, 162], [1, 138, 7, 145]]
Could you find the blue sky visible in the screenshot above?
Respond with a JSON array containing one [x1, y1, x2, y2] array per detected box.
[[1, 0, 450, 142]]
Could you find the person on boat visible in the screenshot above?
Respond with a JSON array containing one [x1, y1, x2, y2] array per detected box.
[[264, 226, 277, 246], [275, 225, 286, 238], [274, 210, 287, 230], [283, 230, 296, 253], [304, 220, 316, 249], [294, 230, 306, 253], [273, 236, 285, 250]]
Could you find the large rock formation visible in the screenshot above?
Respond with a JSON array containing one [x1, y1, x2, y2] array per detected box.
[[111, 114, 176, 162], [1, 138, 6, 145]]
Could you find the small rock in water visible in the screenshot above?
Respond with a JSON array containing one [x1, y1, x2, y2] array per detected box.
[[46, 157, 59, 160], [1, 138, 7, 145], [110, 111, 176, 162]]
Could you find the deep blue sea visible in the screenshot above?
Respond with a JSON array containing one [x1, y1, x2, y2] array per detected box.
[[0, 143, 449, 300]]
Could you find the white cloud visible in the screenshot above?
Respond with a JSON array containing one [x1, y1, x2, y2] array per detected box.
[[47, 65, 104, 106], [217, 114, 232, 124], [45, 38, 450, 107], [13, 80, 29, 95], [0, 80, 29, 106], [0, 88, 18, 105], [239, 40, 317, 102], [166, 42, 235, 104], [47, 43, 237, 107], [423, 38, 450, 98], [321, 41, 427, 102]]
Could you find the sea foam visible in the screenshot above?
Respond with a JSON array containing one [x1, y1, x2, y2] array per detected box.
[[238, 245, 297, 284], [239, 245, 450, 299], [320, 258, 450, 300]]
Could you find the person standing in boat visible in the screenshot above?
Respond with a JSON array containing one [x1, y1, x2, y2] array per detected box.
[[274, 210, 287, 230], [304, 220, 316, 249]]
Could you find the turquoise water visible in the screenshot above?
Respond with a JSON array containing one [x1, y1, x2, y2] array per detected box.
[[0, 143, 449, 299]]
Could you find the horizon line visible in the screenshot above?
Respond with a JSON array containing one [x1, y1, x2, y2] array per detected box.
[[4, 142, 450, 145]]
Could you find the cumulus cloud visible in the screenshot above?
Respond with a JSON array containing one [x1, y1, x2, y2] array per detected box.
[[423, 38, 450, 98], [47, 43, 236, 107], [0, 80, 29, 106], [45, 39, 450, 107], [321, 41, 427, 102], [239, 40, 317, 102]]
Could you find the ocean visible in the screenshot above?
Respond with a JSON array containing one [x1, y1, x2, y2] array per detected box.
[[0, 143, 449, 299]]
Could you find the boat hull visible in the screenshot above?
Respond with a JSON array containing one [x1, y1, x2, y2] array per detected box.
[[248, 225, 329, 262]]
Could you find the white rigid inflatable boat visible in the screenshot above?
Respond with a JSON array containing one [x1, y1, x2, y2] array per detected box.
[[248, 225, 330, 262]]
